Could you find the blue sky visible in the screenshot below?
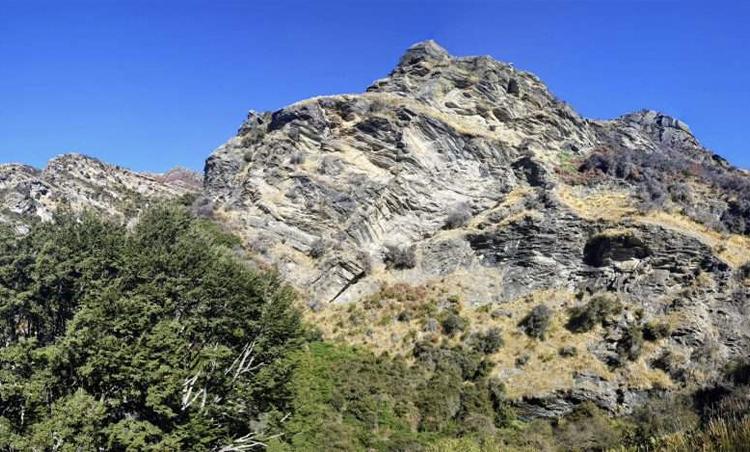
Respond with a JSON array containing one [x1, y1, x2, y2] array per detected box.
[[1, 0, 748, 172]]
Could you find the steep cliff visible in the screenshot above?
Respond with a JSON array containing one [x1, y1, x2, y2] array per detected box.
[[203, 41, 750, 415], [2, 41, 749, 418]]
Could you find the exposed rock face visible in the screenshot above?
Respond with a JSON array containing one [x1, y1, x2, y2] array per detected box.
[[202, 41, 750, 416], [0, 153, 199, 230], [3, 41, 749, 418]]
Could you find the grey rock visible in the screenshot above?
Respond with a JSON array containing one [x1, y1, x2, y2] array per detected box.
[[0, 154, 199, 228], [196, 41, 750, 416], [4, 41, 749, 420]]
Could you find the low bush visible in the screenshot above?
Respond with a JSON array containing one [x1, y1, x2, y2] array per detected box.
[[643, 321, 671, 341], [628, 395, 700, 447], [190, 195, 215, 218], [440, 312, 467, 337], [308, 238, 327, 258], [554, 402, 624, 451], [469, 327, 504, 354], [566, 293, 622, 333], [519, 305, 553, 340], [617, 324, 644, 362], [443, 202, 472, 229], [384, 244, 417, 269], [558, 346, 578, 358]]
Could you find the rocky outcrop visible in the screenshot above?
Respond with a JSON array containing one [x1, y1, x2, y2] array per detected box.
[[0, 153, 199, 230], [201, 41, 750, 416], [3, 41, 749, 418]]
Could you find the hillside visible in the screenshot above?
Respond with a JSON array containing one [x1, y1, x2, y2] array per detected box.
[[202, 41, 750, 416], [1, 41, 749, 450], [0, 153, 201, 231]]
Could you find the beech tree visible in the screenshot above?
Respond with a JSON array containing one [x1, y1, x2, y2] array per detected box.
[[0, 205, 303, 451]]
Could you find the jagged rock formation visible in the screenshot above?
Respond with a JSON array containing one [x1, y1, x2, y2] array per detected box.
[[203, 41, 750, 416], [3, 41, 749, 418], [0, 153, 200, 230]]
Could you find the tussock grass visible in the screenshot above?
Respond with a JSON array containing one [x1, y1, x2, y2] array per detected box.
[[557, 184, 750, 268], [307, 283, 673, 400]]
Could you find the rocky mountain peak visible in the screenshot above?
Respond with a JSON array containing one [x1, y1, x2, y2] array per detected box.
[[397, 39, 451, 66], [2, 41, 749, 419], [370, 41, 537, 102], [0, 152, 198, 229], [201, 40, 750, 416]]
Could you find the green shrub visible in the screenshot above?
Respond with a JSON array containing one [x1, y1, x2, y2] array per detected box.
[[308, 238, 327, 258], [280, 341, 513, 449], [384, 244, 417, 269], [643, 320, 671, 341], [558, 346, 578, 358], [519, 305, 553, 339], [617, 324, 644, 361], [566, 293, 622, 333], [441, 312, 467, 337], [628, 395, 700, 446], [470, 327, 504, 354], [555, 402, 624, 451], [0, 206, 304, 451]]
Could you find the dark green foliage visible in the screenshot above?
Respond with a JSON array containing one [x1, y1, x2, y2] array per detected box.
[[440, 311, 467, 336], [519, 305, 552, 339], [566, 294, 622, 333], [617, 324, 644, 362], [643, 321, 671, 341], [0, 205, 303, 451], [469, 327, 504, 354], [276, 342, 514, 451]]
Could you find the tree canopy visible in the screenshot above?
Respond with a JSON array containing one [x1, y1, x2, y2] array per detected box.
[[0, 206, 303, 451]]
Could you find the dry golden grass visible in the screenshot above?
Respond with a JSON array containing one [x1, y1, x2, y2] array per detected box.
[[557, 184, 750, 268], [556, 185, 637, 221], [656, 416, 750, 452], [642, 211, 750, 268], [307, 283, 672, 400]]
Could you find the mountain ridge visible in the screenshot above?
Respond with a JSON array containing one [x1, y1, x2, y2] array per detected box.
[[1, 41, 749, 418]]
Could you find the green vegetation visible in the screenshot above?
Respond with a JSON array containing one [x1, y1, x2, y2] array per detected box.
[[643, 320, 671, 341], [1, 206, 748, 451], [518, 304, 552, 339], [0, 206, 303, 450], [439, 311, 467, 337], [566, 293, 622, 333], [469, 327, 504, 354], [269, 342, 515, 451], [617, 324, 644, 362]]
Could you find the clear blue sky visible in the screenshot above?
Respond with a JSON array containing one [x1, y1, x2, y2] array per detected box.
[[1, 0, 748, 172]]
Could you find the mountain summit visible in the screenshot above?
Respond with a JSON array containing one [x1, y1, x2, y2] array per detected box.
[[200, 41, 750, 415], [2, 41, 749, 418]]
